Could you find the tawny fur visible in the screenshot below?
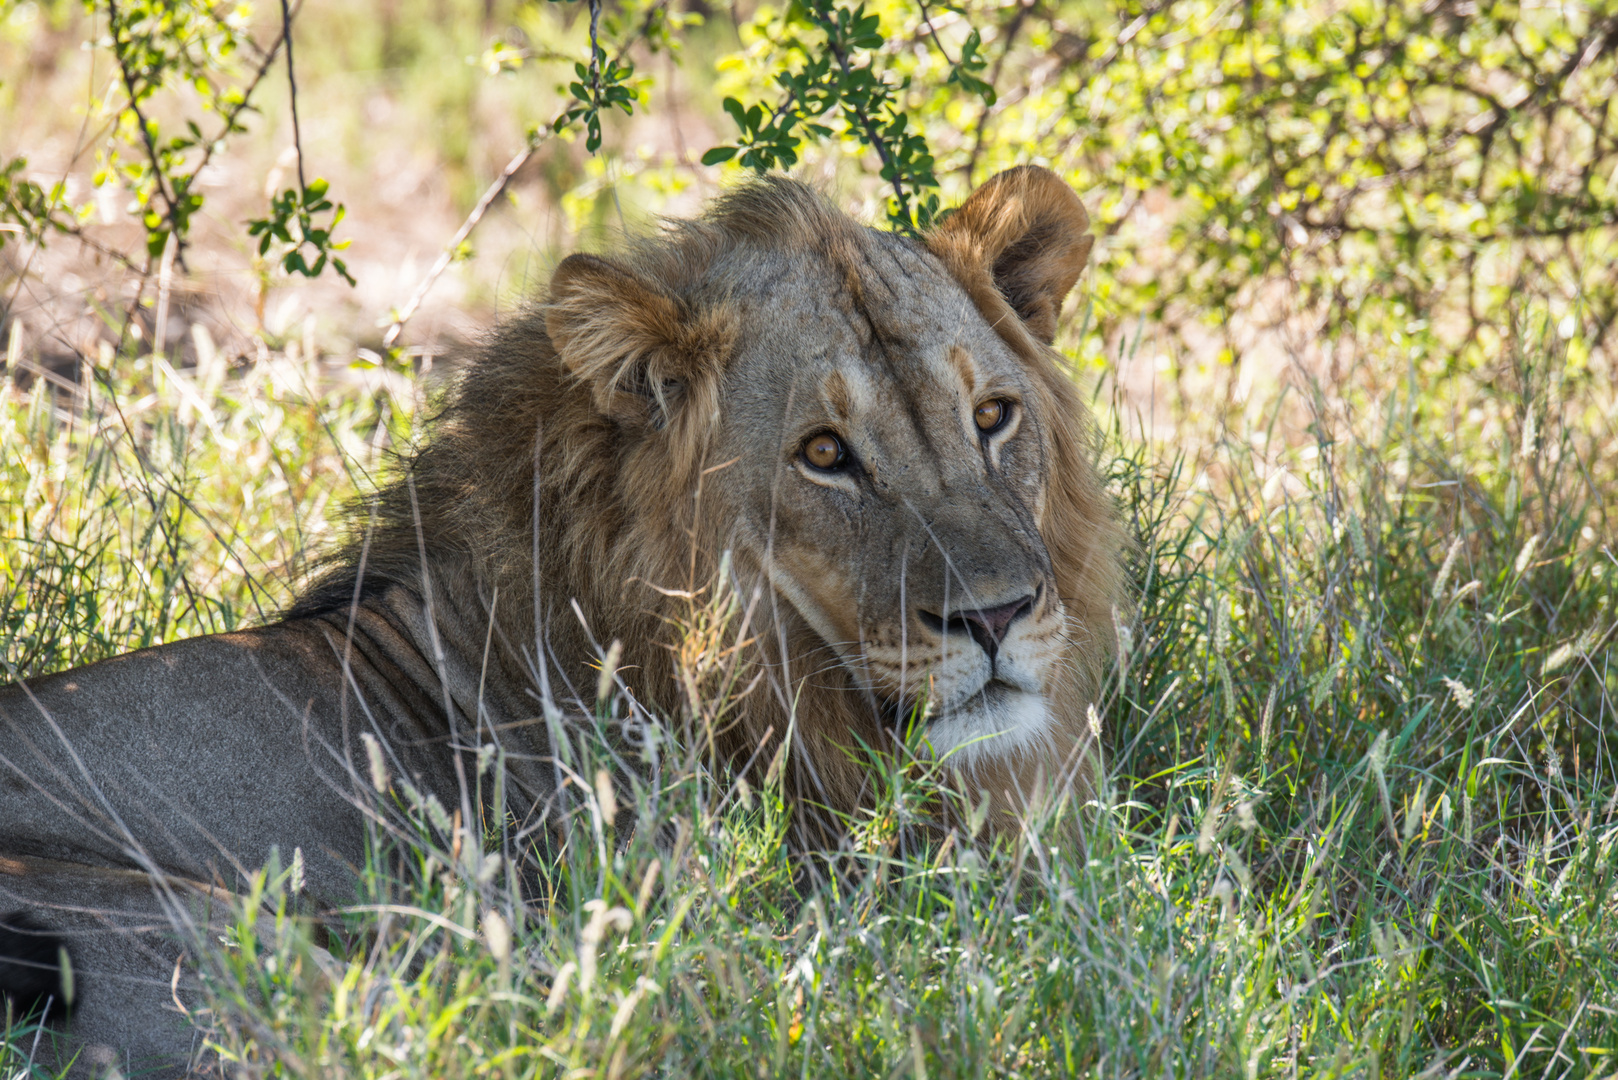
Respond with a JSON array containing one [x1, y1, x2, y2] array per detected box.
[[292, 167, 1129, 832]]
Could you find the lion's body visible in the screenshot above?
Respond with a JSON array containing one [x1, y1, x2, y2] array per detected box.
[[5, 611, 458, 901], [0, 599, 548, 1072], [1, 169, 1126, 1073]]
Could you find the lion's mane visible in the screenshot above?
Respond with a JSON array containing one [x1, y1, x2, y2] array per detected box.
[[290, 171, 1129, 829]]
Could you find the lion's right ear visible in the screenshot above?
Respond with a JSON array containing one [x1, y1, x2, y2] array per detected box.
[[544, 253, 734, 429]]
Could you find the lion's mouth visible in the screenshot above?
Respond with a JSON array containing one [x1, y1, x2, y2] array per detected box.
[[923, 683, 1055, 767], [933, 670, 1040, 716], [954, 677, 1020, 713], [887, 677, 1039, 739]]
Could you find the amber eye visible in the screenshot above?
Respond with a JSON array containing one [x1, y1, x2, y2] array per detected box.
[[803, 432, 847, 471], [974, 398, 1009, 433]]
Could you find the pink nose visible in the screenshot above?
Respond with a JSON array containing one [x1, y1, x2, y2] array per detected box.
[[957, 596, 1034, 645], [925, 594, 1036, 659]]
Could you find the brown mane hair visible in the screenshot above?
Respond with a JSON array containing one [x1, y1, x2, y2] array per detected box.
[[289, 171, 1129, 831]]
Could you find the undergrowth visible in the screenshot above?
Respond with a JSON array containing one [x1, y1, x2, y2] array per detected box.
[[2, 317, 1615, 1078]]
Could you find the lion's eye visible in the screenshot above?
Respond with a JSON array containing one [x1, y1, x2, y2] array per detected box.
[[974, 398, 1010, 433], [803, 432, 847, 471]]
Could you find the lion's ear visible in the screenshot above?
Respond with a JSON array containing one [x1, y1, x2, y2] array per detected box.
[[545, 253, 733, 428], [927, 166, 1093, 345]]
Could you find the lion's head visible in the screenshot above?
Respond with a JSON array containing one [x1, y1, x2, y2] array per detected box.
[[295, 166, 1128, 827]]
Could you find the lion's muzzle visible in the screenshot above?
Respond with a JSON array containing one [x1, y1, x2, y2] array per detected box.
[[917, 590, 1037, 663]]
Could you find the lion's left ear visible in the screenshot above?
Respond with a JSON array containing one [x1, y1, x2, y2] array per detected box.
[[927, 166, 1093, 346], [544, 252, 734, 429]]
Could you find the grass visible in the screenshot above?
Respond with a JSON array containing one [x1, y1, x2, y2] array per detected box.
[[1, 303, 1614, 1078], [0, 340, 412, 673]]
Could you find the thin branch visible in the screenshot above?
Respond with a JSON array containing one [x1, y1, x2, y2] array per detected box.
[[588, 0, 604, 102], [193, 0, 302, 179], [104, 0, 187, 269], [279, 0, 307, 193], [963, 5, 1029, 183], [815, 26, 906, 210], [381, 127, 558, 349], [914, 0, 957, 66], [382, 10, 668, 349]]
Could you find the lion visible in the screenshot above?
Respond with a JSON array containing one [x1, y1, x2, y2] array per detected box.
[[0, 166, 1127, 1072]]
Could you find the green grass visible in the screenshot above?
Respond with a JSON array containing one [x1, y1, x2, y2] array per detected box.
[[2, 319, 1615, 1077], [0, 343, 411, 672]]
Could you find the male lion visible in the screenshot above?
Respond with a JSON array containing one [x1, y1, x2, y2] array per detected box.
[[0, 167, 1126, 1072]]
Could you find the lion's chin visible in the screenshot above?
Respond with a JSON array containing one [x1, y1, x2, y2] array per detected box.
[[922, 682, 1055, 770]]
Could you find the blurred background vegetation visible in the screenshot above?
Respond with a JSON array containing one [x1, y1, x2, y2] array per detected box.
[[3, 0, 1617, 1075], [5, 0, 1615, 399]]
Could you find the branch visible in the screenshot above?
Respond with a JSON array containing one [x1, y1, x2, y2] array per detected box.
[[381, 128, 557, 349], [914, 0, 956, 66], [816, 27, 905, 209], [279, 0, 308, 193], [588, 0, 604, 98], [105, 0, 186, 268], [383, 5, 669, 348], [194, 0, 302, 178], [963, 6, 1029, 182]]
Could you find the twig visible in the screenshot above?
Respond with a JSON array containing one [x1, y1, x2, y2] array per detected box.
[[963, 5, 1029, 183], [587, 0, 604, 97], [193, 0, 302, 179], [382, 7, 664, 349], [278, 0, 307, 193], [104, 0, 187, 270], [812, 15, 906, 211], [381, 128, 556, 349], [915, 0, 957, 66]]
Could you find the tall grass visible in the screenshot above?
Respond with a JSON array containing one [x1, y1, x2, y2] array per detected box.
[[0, 339, 412, 674], [2, 314, 1615, 1077]]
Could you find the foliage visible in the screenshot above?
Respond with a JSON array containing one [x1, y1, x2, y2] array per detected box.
[[0, 157, 79, 251], [707, 0, 1618, 378], [249, 177, 354, 284], [0, 0, 353, 281], [99, 0, 228, 259], [556, 44, 640, 153], [1036, 0, 1618, 372], [700, 0, 992, 231], [7, 0, 1615, 354]]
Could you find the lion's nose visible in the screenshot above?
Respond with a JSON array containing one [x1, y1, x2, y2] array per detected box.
[[920, 593, 1036, 659]]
